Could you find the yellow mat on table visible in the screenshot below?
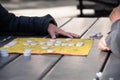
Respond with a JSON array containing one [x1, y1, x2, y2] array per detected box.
[[0, 38, 94, 56]]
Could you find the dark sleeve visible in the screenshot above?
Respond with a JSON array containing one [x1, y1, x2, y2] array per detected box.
[[107, 19, 120, 34], [111, 19, 120, 31], [0, 4, 57, 35], [105, 19, 120, 57]]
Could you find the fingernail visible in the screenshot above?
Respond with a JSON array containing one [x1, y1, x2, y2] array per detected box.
[[52, 36, 56, 39]]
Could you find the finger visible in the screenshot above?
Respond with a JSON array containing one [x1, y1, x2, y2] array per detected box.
[[68, 33, 80, 38], [98, 40, 109, 51], [58, 30, 73, 38], [102, 38, 107, 47], [62, 32, 73, 38], [49, 31, 56, 39], [106, 47, 110, 51], [98, 41, 108, 50], [100, 38, 107, 48]]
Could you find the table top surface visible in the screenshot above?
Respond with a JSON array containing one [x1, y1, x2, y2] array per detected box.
[[0, 17, 117, 80]]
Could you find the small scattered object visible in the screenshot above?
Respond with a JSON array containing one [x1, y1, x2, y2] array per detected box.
[[0, 49, 9, 57], [96, 72, 102, 78], [65, 38, 72, 41], [47, 42, 54, 46], [54, 43, 61, 46], [4, 45, 10, 48], [7, 41, 17, 47], [23, 42, 29, 46], [96, 32, 103, 39], [96, 72, 102, 80], [89, 32, 103, 39], [76, 42, 84, 46], [0, 36, 12, 43], [89, 34, 97, 38], [54, 40, 62, 46], [55, 40, 62, 44], [30, 42, 37, 46], [23, 49, 32, 56], [2, 38, 7, 42], [49, 39, 56, 42], [26, 40, 33, 43], [39, 42, 46, 45], [41, 46, 48, 49], [61, 43, 68, 46], [68, 43, 74, 46], [6, 36, 12, 39], [47, 49, 54, 53]]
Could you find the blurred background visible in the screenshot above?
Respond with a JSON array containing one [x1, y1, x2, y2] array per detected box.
[[0, 0, 119, 18]]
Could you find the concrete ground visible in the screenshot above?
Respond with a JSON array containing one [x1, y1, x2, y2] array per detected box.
[[1, 0, 82, 18]]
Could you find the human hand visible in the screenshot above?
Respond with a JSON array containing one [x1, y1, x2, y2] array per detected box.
[[98, 34, 110, 51], [109, 5, 120, 23], [48, 23, 80, 39]]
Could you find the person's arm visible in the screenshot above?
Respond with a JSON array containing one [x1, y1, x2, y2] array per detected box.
[[0, 4, 57, 35], [0, 4, 79, 38], [98, 5, 120, 51]]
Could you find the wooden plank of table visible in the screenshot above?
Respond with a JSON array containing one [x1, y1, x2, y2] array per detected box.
[[60, 18, 97, 35], [0, 55, 63, 80], [101, 54, 120, 80], [81, 18, 111, 79], [55, 18, 72, 27], [42, 18, 111, 80], [0, 18, 71, 70], [0, 36, 20, 69]]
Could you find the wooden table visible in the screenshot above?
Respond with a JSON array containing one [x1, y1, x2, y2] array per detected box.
[[0, 18, 112, 80]]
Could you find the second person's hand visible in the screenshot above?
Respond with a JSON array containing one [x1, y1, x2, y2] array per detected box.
[[98, 34, 110, 51]]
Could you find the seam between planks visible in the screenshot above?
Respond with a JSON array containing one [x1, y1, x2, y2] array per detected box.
[[40, 18, 74, 80]]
